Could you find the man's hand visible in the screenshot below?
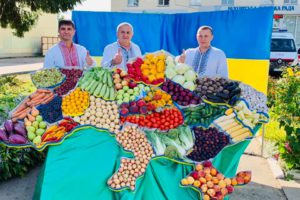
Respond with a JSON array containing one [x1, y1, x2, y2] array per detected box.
[[112, 48, 123, 65], [178, 49, 186, 63], [85, 51, 93, 66]]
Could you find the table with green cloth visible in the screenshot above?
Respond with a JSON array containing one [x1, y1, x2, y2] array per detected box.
[[33, 126, 253, 200]]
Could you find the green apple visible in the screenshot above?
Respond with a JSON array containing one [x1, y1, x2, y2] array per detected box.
[[138, 84, 144, 89], [36, 129, 45, 136], [133, 91, 140, 96], [123, 97, 130, 102], [26, 126, 36, 133], [133, 87, 140, 92], [117, 100, 123, 105], [27, 132, 36, 141], [36, 115, 43, 122], [118, 90, 124, 95], [123, 86, 129, 91], [123, 93, 130, 98], [39, 121, 47, 129], [127, 89, 133, 94], [144, 86, 151, 92], [130, 96, 136, 101], [33, 135, 42, 145], [116, 94, 123, 100]]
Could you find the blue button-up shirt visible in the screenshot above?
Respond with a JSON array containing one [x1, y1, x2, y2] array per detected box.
[[101, 41, 142, 70]]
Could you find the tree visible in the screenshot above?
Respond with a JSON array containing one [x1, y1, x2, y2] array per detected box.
[[0, 0, 83, 37]]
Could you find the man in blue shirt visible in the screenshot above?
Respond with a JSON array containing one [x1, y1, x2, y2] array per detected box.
[[101, 22, 142, 70], [178, 25, 228, 78]]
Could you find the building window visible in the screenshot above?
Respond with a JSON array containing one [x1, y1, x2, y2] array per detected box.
[[261, 0, 274, 5], [128, 0, 139, 7], [221, 0, 234, 6], [284, 0, 297, 4], [158, 0, 170, 6]]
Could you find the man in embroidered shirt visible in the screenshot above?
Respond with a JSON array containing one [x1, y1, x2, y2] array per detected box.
[[44, 20, 95, 69], [101, 22, 142, 70], [178, 25, 228, 78]]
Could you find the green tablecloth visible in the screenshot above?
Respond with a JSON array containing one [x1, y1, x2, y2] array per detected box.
[[33, 126, 251, 200]]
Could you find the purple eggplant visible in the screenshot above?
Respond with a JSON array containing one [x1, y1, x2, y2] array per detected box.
[[9, 134, 27, 144], [0, 127, 8, 141], [14, 121, 27, 137], [4, 120, 14, 135]]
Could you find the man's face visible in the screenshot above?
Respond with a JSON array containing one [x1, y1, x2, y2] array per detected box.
[[58, 25, 75, 42], [197, 29, 213, 49], [117, 25, 133, 46]]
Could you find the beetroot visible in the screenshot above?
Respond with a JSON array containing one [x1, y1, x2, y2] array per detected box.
[[9, 134, 27, 144]]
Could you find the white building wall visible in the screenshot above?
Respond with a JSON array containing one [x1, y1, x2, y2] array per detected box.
[[0, 14, 58, 58]]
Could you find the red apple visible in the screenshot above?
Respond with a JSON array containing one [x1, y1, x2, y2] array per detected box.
[[201, 184, 208, 193], [207, 181, 214, 188], [207, 189, 216, 197], [190, 171, 199, 180], [213, 185, 221, 192], [203, 160, 212, 168], [236, 177, 244, 185], [221, 187, 228, 196], [198, 170, 206, 177], [226, 185, 234, 194]]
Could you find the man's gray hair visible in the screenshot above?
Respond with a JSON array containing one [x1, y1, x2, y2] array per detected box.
[[116, 22, 134, 33], [197, 25, 213, 35]]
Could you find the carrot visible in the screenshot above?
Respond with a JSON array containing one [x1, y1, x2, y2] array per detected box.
[[30, 93, 47, 101], [37, 89, 52, 93], [13, 103, 28, 114], [12, 108, 31, 119], [11, 117, 18, 122], [29, 92, 40, 99], [41, 93, 55, 104], [12, 107, 30, 118]]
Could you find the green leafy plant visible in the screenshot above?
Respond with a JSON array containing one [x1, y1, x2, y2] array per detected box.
[[0, 74, 45, 181], [271, 67, 300, 170]]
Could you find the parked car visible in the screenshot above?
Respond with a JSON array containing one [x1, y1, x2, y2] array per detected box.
[[270, 31, 299, 75]]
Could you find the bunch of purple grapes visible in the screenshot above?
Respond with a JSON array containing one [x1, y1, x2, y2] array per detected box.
[[187, 127, 230, 161]]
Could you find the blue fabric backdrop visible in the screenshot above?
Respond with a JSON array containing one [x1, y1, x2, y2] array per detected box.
[[72, 7, 274, 59]]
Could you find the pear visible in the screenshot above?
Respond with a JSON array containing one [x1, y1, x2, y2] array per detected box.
[[33, 135, 42, 145]]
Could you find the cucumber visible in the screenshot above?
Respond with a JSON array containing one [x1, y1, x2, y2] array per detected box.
[[107, 72, 113, 87], [85, 80, 96, 91], [96, 70, 105, 82], [94, 82, 103, 96], [89, 81, 99, 94], [100, 85, 107, 97], [102, 72, 107, 84], [109, 87, 115, 100], [104, 86, 110, 99]]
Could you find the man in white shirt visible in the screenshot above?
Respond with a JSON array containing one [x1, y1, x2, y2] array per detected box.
[[44, 20, 95, 69], [101, 22, 142, 70], [178, 26, 228, 78]]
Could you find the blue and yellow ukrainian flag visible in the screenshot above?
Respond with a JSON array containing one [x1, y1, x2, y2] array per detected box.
[[73, 7, 274, 94]]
